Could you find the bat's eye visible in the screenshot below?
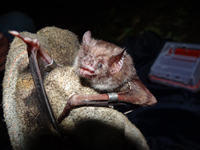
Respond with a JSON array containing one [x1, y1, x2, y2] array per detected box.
[[98, 63, 103, 69]]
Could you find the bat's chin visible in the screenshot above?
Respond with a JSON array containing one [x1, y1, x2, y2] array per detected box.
[[79, 68, 96, 78]]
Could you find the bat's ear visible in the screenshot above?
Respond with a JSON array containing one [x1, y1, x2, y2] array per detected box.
[[83, 31, 92, 45], [109, 49, 126, 75]]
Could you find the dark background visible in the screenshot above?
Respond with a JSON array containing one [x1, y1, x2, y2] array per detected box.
[[1, 0, 200, 150], [1, 0, 200, 44]]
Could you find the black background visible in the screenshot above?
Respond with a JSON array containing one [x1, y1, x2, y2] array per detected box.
[[1, 1, 200, 150]]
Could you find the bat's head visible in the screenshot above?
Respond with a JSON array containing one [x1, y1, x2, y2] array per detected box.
[[74, 31, 136, 91]]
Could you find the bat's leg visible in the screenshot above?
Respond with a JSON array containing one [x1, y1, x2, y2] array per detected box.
[[9, 31, 61, 134], [58, 78, 156, 123]]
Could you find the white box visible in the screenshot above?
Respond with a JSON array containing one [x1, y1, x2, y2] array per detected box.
[[149, 42, 200, 92]]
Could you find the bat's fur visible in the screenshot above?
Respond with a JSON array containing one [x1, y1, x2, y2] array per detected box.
[[2, 27, 149, 150], [74, 31, 136, 92]]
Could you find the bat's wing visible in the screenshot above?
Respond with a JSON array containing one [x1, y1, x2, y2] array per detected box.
[[9, 31, 61, 134]]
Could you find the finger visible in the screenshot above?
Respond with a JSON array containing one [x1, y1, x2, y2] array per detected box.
[[8, 30, 30, 41], [8, 30, 33, 43], [8, 30, 20, 37]]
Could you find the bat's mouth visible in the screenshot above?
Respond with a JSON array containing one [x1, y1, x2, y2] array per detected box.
[[80, 67, 96, 78]]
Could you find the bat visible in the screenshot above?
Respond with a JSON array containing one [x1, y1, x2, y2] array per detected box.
[[59, 31, 157, 122], [9, 30, 156, 131]]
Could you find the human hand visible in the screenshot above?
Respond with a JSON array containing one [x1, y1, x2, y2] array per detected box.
[[0, 33, 9, 72]]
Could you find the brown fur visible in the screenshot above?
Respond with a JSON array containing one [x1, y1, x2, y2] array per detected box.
[[74, 32, 136, 92]]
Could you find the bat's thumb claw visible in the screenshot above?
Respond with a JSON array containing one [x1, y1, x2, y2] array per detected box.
[[8, 30, 20, 36]]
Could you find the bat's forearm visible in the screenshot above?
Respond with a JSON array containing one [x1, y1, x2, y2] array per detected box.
[[58, 92, 137, 123], [58, 94, 109, 123], [77, 94, 109, 101]]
